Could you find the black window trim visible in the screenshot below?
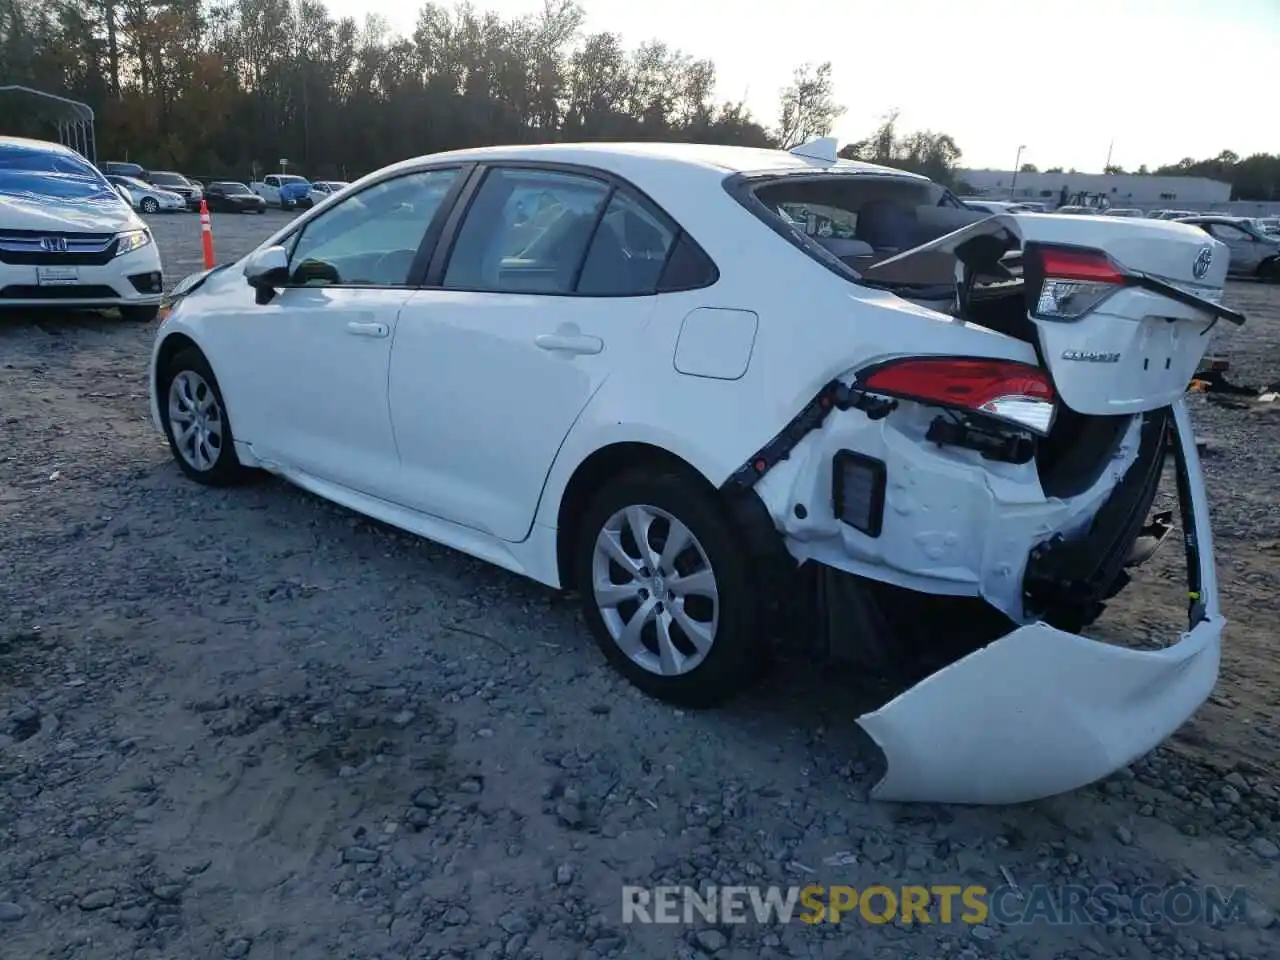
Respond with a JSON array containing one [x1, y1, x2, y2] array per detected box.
[[424, 159, 719, 298], [276, 162, 476, 291], [721, 168, 942, 288]]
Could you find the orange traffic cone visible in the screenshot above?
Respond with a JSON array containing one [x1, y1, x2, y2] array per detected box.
[[199, 198, 215, 268]]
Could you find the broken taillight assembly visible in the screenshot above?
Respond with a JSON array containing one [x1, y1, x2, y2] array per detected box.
[[1023, 243, 1125, 321], [855, 356, 1057, 436]]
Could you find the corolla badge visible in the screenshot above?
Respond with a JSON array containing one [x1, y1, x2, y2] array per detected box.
[[1061, 350, 1121, 363], [1192, 246, 1213, 280]]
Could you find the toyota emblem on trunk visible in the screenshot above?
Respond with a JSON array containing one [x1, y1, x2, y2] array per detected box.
[[1192, 246, 1213, 280], [40, 236, 68, 253]]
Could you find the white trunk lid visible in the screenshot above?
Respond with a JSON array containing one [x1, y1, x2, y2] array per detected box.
[[864, 214, 1244, 415]]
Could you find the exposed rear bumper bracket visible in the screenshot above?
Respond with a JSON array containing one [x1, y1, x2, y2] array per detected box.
[[723, 381, 895, 492], [1022, 407, 1170, 630]]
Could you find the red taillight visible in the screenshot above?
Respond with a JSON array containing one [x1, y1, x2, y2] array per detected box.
[[858, 357, 1057, 435], [1035, 246, 1124, 284], [1026, 244, 1128, 321]]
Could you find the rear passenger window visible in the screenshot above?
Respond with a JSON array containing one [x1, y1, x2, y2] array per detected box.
[[576, 190, 676, 296], [657, 232, 719, 291], [443, 168, 611, 294]]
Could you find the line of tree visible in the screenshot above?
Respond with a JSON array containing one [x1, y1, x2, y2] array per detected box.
[[2, 0, 1276, 199], [0, 0, 850, 180]]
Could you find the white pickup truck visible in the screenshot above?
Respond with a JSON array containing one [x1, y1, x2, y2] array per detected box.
[[249, 174, 311, 209]]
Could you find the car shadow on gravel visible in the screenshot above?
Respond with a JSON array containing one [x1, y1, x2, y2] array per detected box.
[[238, 471, 900, 775]]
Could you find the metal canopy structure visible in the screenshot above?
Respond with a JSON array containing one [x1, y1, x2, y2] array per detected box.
[[0, 86, 97, 162]]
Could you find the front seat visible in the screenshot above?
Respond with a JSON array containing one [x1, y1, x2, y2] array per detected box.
[[856, 200, 918, 253]]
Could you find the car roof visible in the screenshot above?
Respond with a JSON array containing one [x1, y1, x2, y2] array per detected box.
[[0, 135, 78, 155], [386, 141, 926, 186]]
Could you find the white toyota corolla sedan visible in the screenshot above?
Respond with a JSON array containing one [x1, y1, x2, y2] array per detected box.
[[149, 139, 1243, 804]]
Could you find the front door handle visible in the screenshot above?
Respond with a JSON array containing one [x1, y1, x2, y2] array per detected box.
[[347, 320, 389, 338], [535, 333, 603, 355]]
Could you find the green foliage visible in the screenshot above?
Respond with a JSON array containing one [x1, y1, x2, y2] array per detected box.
[[0, 0, 776, 176], [838, 110, 963, 186]]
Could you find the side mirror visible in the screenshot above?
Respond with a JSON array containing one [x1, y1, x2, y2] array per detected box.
[[243, 245, 289, 303], [244, 245, 289, 285]]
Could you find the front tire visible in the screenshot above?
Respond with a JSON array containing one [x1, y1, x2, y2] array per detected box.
[[573, 469, 766, 707], [160, 348, 250, 487]]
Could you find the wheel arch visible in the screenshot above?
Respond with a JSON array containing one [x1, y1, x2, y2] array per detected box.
[[554, 441, 718, 591], [154, 330, 203, 397], [552, 439, 795, 604]]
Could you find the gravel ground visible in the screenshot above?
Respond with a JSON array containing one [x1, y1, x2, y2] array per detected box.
[[1, 211, 1277, 960]]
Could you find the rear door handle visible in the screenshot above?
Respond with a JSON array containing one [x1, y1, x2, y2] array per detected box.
[[347, 320, 389, 338], [535, 333, 603, 355]]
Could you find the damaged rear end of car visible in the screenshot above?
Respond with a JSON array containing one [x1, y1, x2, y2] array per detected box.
[[726, 174, 1242, 804]]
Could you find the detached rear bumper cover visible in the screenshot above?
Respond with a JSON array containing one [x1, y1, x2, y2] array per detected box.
[[855, 399, 1223, 804]]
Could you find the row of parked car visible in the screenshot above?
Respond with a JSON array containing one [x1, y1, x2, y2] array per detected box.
[[97, 161, 350, 215]]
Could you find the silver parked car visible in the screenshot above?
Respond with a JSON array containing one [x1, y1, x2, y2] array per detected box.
[[1176, 215, 1280, 281]]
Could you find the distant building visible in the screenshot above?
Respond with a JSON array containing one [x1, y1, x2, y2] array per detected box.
[[956, 169, 1232, 210]]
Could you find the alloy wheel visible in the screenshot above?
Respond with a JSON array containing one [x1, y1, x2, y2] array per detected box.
[[591, 504, 720, 677], [167, 370, 224, 472]]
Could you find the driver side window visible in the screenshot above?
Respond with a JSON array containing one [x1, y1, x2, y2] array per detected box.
[[285, 168, 460, 287], [1205, 223, 1246, 242]]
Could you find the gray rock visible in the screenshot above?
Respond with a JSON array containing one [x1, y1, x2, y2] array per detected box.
[[557, 802, 584, 828], [1248, 837, 1279, 859], [442, 905, 470, 925], [0, 901, 26, 922], [1115, 826, 1134, 845], [694, 928, 728, 952], [344, 846, 380, 863], [152, 883, 184, 902], [860, 839, 894, 864], [556, 863, 575, 885], [78, 889, 116, 910], [413, 788, 442, 809], [1244, 897, 1275, 929], [498, 910, 530, 934], [224, 937, 252, 958]]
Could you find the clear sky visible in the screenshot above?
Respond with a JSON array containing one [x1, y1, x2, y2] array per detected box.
[[321, 0, 1279, 172]]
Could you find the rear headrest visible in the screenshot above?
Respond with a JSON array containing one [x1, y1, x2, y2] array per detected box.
[[815, 236, 875, 259]]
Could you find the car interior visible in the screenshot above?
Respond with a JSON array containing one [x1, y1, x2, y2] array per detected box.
[[753, 176, 985, 275]]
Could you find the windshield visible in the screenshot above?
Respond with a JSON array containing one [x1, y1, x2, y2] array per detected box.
[[216, 182, 252, 195], [0, 144, 100, 178], [120, 177, 153, 191], [737, 172, 984, 283], [281, 175, 308, 186], [149, 171, 189, 187], [0, 143, 120, 207]]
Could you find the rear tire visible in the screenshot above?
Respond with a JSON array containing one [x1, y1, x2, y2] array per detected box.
[[1259, 259, 1280, 283], [140, 197, 159, 214], [159, 347, 251, 487], [573, 469, 766, 708], [120, 305, 159, 323]]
